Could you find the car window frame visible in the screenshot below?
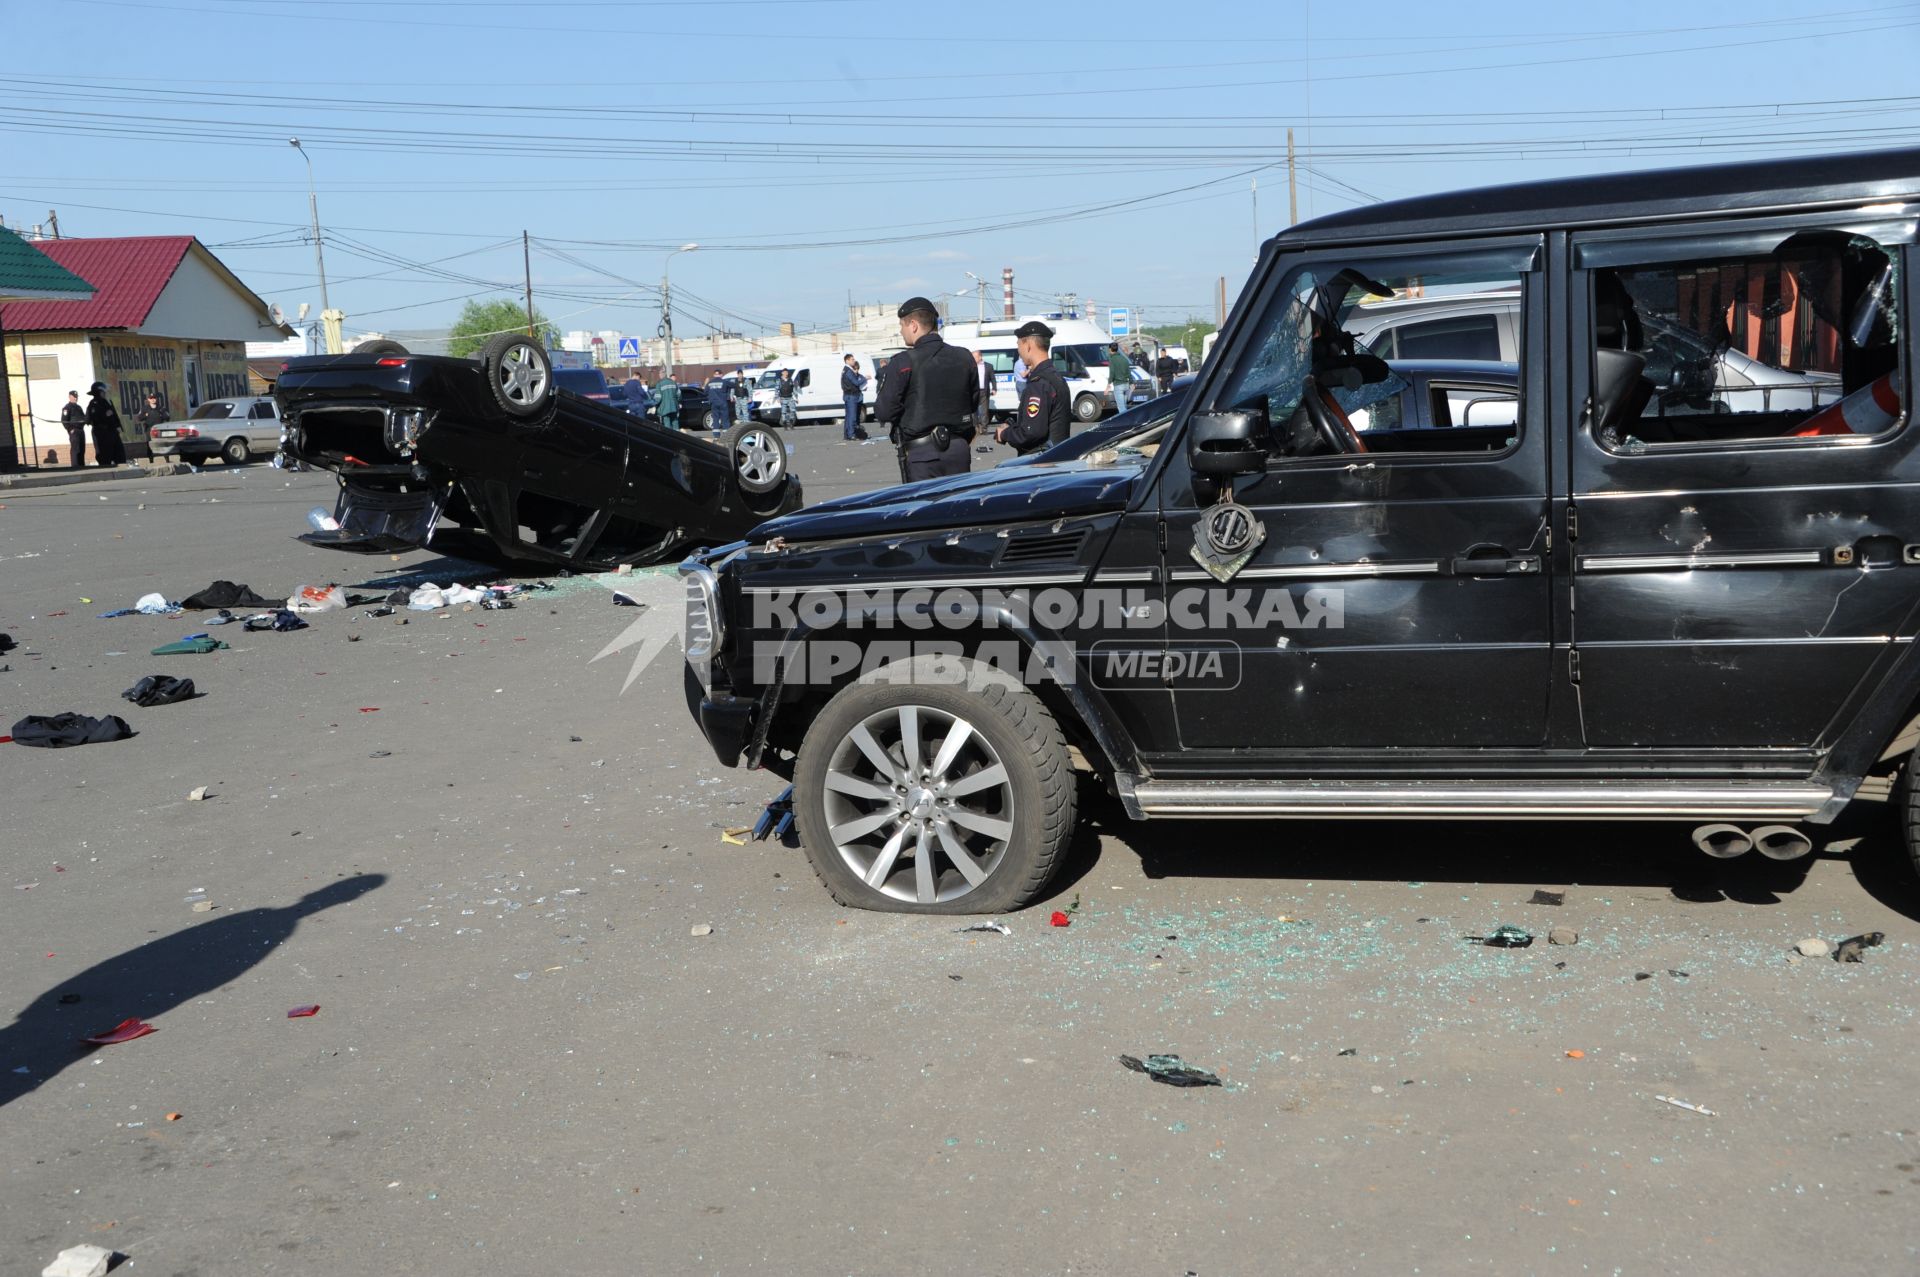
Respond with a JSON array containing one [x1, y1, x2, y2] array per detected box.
[[1571, 214, 1913, 459]]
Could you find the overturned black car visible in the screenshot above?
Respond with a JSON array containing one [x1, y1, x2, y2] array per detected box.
[[275, 334, 801, 571]]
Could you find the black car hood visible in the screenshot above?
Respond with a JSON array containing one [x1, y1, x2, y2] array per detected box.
[[754, 458, 1145, 541]]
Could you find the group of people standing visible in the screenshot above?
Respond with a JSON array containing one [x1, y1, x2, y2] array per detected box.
[[58, 383, 143, 469]]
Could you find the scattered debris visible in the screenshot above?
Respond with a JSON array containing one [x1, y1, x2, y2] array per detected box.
[[369, 750, 391, 759], [288, 584, 349, 613], [40, 1242, 115, 1277], [187, 786, 208, 801], [1119, 1053, 1223, 1088], [1654, 1094, 1718, 1117], [182, 580, 278, 610], [753, 785, 795, 840], [720, 828, 750, 846], [1547, 927, 1579, 946], [1049, 911, 1071, 928], [82, 1018, 156, 1046], [10, 713, 133, 749], [286, 1005, 320, 1019], [611, 590, 645, 607], [150, 637, 227, 655], [1835, 931, 1886, 963], [121, 674, 196, 707], [1468, 925, 1534, 948], [956, 922, 1011, 936], [690, 924, 714, 937], [1668, 968, 1691, 979], [1794, 937, 1833, 958], [165, 1112, 182, 1121], [1565, 1049, 1585, 1059], [1635, 972, 1653, 981], [134, 592, 182, 616], [1529, 889, 1566, 906], [1337, 1048, 1357, 1057], [191, 901, 215, 913]]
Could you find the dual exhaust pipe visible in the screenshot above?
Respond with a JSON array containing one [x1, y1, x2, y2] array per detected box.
[[1692, 823, 1815, 861]]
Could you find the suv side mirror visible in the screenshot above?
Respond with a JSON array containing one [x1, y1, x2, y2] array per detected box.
[[1188, 410, 1269, 477]]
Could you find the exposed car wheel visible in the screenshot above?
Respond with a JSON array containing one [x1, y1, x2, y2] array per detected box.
[[692, 407, 714, 432], [478, 333, 554, 419], [727, 423, 787, 494], [792, 659, 1076, 913], [352, 339, 410, 356], [220, 436, 250, 465], [1072, 393, 1103, 423]]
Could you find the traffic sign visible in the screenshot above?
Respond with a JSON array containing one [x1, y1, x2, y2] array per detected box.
[[616, 336, 641, 361], [1109, 307, 1131, 336]]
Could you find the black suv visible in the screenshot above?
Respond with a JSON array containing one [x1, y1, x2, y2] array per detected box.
[[682, 147, 1918, 913]]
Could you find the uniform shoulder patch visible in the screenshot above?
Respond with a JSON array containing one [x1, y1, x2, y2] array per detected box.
[[1025, 398, 1041, 416]]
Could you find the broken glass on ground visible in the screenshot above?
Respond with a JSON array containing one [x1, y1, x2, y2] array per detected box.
[[1467, 925, 1534, 948], [1120, 1053, 1223, 1088]]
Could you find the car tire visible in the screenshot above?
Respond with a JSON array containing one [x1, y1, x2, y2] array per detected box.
[[478, 333, 554, 419], [727, 422, 788, 495], [793, 659, 1076, 914], [1072, 393, 1103, 423], [352, 339, 410, 356], [220, 436, 250, 465]]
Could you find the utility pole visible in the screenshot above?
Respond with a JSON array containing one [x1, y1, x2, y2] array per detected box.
[[288, 139, 336, 352], [522, 230, 536, 339], [45, 209, 58, 240], [662, 243, 698, 378], [1287, 128, 1298, 226]]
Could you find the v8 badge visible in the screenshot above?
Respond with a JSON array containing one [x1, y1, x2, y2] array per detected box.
[[1189, 496, 1266, 583]]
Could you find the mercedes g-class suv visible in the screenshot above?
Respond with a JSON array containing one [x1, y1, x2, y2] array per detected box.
[[682, 147, 1917, 914]]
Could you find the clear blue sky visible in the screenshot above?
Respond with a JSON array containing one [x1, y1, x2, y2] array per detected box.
[[2, 0, 1915, 341]]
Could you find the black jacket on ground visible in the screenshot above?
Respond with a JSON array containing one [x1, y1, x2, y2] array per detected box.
[[1004, 359, 1072, 455], [875, 332, 976, 445]]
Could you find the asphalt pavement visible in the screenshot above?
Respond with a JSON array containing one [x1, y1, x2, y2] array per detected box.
[[4, 431, 1920, 1275]]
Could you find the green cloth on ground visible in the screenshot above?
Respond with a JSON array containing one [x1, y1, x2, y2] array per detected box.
[[150, 638, 229, 655]]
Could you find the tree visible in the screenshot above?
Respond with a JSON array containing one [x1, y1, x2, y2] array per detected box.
[[447, 298, 555, 359], [1139, 319, 1216, 354]]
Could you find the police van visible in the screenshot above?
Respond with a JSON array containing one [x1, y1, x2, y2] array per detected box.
[[946, 315, 1151, 423], [749, 352, 890, 425]]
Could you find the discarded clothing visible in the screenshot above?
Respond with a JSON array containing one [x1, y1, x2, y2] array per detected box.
[[96, 608, 138, 619], [1119, 1053, 1223, 1088], [135, 592, 182, 616], [182, 580, 278, 610], [150, 637, 228, 655], [11, 712, 133, 748], [122, 675, 196, 707]]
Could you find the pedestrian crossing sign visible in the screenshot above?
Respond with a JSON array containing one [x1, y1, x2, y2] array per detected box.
[[616, 337, 641, 361]]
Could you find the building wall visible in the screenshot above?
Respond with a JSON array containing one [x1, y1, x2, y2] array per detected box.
[[5, 330, 248, 464], [140, 250, 291, 345]]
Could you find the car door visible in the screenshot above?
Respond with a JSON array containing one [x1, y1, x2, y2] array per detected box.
[[1160, 237, 1554, 753], [246, 400, 281, 451], [1566, 217, 1917, 749]]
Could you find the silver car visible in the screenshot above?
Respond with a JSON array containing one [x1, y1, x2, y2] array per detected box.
[[148, 396, 283, 465]]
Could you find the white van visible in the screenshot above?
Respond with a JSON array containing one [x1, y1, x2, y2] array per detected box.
[[946, 315, 1152, 423], [749, 352, 889, 425]]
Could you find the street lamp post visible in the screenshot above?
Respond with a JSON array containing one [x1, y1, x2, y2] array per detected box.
[[288, 138, 335, 353], [661, 242, 698, 377]]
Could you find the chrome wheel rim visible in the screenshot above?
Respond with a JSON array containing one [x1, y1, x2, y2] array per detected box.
[[821, 704, 1015, 904], [734, 429, 785, 487], [495, 342, 549, 407]]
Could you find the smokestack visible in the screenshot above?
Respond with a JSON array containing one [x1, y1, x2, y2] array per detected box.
[[1002, 267, 1015, 319]]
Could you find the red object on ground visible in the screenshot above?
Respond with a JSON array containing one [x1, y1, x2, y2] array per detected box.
[[357, 707, 379, 713], [1050, 911, 1071, 927], [0, 736, 12, 744], [83, 1017, 156, 1045], [287, 1004, 321, 1018]]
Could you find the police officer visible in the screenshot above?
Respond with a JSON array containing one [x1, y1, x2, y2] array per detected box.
[[874, 296, 976, 482], [86, 382, 127, 467], [997, 321, 1071, 457], [134, 391, 169, 457], [60, 390, 87, 468]]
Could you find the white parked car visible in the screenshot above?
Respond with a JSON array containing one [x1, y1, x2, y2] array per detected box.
[[148, 396, 282, 464], [749, 352, 888, 425], [946, 315, 1149, 422]]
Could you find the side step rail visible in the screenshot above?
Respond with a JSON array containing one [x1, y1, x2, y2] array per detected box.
[[1114, 777, 1833, 821]]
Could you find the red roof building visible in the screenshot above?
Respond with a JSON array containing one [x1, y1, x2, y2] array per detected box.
[[1, 235, 290, 467]]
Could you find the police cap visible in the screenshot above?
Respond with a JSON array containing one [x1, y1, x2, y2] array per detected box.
[[896, 296, 939, 321], [1014, 320, 1054, 346]]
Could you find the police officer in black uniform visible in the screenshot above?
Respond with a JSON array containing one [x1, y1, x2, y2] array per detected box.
[[874, 296, 976, 482], [997, 320, 1072, 457]]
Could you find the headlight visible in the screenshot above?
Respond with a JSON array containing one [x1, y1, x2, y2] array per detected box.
[[680, 561, 724, 694], [384, 408, 431, 454]]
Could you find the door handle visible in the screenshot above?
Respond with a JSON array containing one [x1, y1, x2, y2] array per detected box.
[[1452, 548, 1540, 576]]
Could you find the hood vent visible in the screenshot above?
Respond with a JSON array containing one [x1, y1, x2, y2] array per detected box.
[[998, 527, 1088, 566]]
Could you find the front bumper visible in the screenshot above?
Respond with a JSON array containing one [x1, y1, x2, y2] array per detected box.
[[697, 693, 757, 767]]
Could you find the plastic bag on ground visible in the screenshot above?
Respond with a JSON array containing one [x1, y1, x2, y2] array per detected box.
[[443, 584, 486, 607], [134, 592, 181, 616], [288, 584, 348, 613], [407, 584, 448, 611]]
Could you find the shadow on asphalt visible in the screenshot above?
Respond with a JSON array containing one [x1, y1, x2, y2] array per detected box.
[[0, 874, 387, 1109], [1071, 780, 1920, 925]]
